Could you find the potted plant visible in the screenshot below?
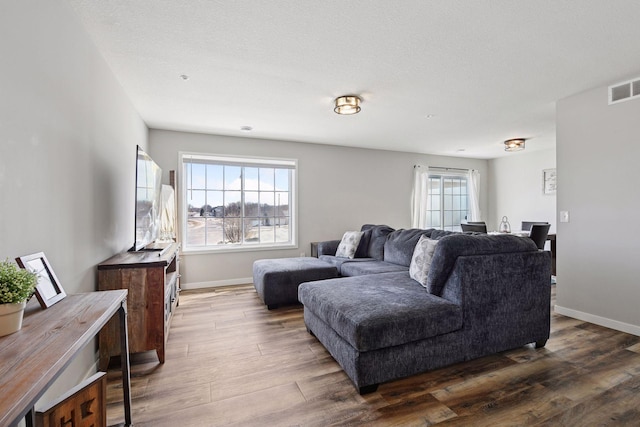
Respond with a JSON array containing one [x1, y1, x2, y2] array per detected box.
[[0, 259, 37, 337]]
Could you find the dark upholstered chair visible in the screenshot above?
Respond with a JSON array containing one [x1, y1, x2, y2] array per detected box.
[[521, 221, 549, 232], [460, 223, 487, 233], [529, 224, 551, 249]]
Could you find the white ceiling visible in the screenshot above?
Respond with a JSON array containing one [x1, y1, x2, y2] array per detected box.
[[65, 0, 640, 159]]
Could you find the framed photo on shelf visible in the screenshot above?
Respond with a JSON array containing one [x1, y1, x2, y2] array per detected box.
[[543, 168, 557, 195], [16, 252, 66, 309]]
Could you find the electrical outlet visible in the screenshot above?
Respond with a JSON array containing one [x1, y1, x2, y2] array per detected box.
[[300, 252, 306, 257], [560, 211, 570, 223]]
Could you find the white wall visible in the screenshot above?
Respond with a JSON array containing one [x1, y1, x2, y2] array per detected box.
[[0, 0, 147, 402], [556, 73, 640, 336], [487, 149, 557, 234], [150, 130, 489, 287]]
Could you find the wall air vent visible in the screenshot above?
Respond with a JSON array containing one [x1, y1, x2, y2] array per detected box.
[[609, 77, 640, 105]]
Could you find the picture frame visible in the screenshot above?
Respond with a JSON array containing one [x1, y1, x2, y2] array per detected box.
[[543, 168, 557, 195], [16, 252, 66, 309]]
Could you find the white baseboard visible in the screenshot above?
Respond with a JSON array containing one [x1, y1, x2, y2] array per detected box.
[[181, 277, 253, 290], [554, 305, 640, 336]]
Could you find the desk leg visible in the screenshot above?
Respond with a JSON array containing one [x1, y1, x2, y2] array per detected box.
[[118, 300, 133, 426]]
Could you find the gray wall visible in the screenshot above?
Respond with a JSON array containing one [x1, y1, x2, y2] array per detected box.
[[150, 130, 489, 287], [488, 149, 556, 237], [1, 0, 147, 400], [556, 74, 640, 335]]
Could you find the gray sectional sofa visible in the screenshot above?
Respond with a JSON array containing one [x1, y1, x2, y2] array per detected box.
[[296, 224, 552, 394]]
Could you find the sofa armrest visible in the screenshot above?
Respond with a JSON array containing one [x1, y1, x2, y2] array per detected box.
[[317, 240, 340, 256], [440, 250, 552, 357]]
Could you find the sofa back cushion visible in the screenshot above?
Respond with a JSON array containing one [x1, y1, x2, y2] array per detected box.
[[358, 224, 395, 260], [383, 228, 434, 267], [427, 234, 538, 296], [354, 227, 372, 258]]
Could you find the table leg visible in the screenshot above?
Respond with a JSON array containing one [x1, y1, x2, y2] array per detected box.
[[118, 300, 133, 426], [25, 408, 35, 427]]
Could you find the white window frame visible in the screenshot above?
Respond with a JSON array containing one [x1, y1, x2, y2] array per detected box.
[[179, 152, 298, 254]]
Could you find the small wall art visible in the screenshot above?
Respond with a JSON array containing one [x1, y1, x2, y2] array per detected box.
[[543, 168, 557, 195]]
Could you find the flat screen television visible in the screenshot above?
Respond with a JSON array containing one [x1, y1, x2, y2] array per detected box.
[[132, 145, 163, 251]]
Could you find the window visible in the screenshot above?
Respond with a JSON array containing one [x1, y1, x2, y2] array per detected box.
[[180, 153, 296, 251], [425, 173, 469, 231]]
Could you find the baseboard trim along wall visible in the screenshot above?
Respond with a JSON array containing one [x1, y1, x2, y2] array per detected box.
[[181, 277, 254, 290], [555, 305, 640, 337]]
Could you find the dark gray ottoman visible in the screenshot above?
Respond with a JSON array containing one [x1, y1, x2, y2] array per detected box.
[[253, 257, 339, 309]]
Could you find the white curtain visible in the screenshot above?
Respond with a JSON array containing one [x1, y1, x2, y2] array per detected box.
[[468, 169, 481, 222], [411, 165, 430, 228]]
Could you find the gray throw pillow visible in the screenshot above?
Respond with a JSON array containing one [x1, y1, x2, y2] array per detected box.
[[335, 231, 364, 259], [409, 235, 439, 287]]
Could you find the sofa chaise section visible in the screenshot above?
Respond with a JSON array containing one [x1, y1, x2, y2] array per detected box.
[[299, 233, 552, 393]]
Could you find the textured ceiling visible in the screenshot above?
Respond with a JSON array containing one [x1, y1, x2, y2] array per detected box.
[[65, 0, 640, 159]]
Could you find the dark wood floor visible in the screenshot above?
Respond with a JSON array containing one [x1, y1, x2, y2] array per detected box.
[[106, 284, 640, 426]]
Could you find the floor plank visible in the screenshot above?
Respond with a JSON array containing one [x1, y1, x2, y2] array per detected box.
[[106, 284, 640, 426]]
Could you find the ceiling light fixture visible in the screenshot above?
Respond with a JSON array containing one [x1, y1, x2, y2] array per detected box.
[[240, 125, 253, 132], [334, 95, 361, 115], [504, 138, 526, 152]]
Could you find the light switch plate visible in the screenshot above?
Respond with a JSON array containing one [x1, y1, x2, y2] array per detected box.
[[560, 211, 570, 223]]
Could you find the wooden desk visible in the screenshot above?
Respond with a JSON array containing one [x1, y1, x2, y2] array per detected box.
[[0, 291, 132, 427]]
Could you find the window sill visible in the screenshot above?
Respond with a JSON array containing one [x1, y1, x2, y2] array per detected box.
[[181, 243, 298, 256]]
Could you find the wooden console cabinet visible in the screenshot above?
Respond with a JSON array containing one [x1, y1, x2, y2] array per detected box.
[[97, 243, 180, 370]]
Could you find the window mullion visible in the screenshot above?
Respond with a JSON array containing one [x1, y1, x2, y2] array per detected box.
[[439, 177, 445, 230], [241, 168, 245, 244], [204, 164, 208, 246]]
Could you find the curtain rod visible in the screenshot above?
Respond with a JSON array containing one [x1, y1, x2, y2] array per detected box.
[[414, 165, 470, 172]]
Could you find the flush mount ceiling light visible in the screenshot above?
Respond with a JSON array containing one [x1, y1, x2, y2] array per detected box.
[[334, 95, 361, 115], [504, 138, 526, 152]]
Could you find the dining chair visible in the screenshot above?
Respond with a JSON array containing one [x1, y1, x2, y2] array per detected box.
[[529, 224, 551, 249], [461, 223, 487, 233], [521, 221, 549, 232]]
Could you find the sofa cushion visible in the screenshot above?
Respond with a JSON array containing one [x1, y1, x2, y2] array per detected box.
[[360, 224, 395, 260], [409, 235, 439, 287], [383, 228, 434, 267], [340, 260, 408, 276], [298, 272, 463, 352], [336, 231, 364, 259], [427, 234, 538, 296], [318, 255, 375, 275]]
